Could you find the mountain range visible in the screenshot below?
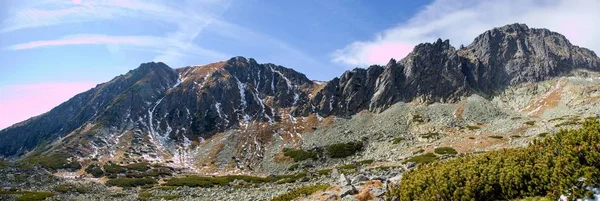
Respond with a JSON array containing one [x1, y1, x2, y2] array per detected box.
[[1, 23, 600, 173]]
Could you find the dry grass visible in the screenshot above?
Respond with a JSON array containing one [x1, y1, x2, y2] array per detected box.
[[454, 103, 465, 119], [523, 79, 567, 117], [355, 188, 374, 201]]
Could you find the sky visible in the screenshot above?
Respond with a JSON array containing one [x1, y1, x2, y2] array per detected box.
[[0, 0, 599, 129]]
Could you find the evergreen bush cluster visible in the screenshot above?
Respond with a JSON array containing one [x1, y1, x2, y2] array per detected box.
[[388, 119, 600, 200]]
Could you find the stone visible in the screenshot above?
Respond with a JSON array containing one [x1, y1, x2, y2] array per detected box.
[[351, 175, 369, 184], [339, 173, 350, 186], [340, 185, 358, 197], [342, 195, 360, 201], [404, 162, 416, 169], [371, 187, 385, 197], [331, 168, 340, 179], [325, 194, 338, 201]]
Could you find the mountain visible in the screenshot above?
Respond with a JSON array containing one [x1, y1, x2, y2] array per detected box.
[[1, 23, 599, 168]]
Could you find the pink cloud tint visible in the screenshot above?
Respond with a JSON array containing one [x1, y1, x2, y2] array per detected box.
[[0, 82, 97, 129], [365, 42, 414, 64], [8, 35, 146, 50]]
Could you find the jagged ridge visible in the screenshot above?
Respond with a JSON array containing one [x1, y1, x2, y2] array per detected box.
[[0, 23, 599, 161]]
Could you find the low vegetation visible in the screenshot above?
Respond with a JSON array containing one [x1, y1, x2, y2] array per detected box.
[[126, 162, 151, 172], [103, 163, 127, 174], [53, 183, 90, 193], [420, 132, 439, 139], [106, 178, 158, 188], [85, 164, 104, 177], [16, 192, 55, 201], [554, 120, 581, 127], [433, 147, 457, 155], [139, 192, 180, 201], [270, 184, 330, 201], [325, 141, 363, 158], [282, 148, 319, 162], [22, 152, 81, 171], [389, 119, 600, 200], [163, 175, 271, 187], [465, 125, 480, 130], [392, 137, 405, 144], [524, 120, 536, 126], [404, 153, 438, 164]]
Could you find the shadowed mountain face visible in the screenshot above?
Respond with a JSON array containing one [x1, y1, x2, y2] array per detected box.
[[1, 23, 599, 159]]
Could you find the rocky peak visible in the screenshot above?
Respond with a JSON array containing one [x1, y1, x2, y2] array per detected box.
[[459, 23, 600, 94]]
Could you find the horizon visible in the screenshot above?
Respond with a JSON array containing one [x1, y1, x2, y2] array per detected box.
[[1, 0, 599, 129]]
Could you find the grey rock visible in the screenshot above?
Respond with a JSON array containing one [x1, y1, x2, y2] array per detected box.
[[331, 168, 340, 179], [404, 162, 416, 169], [325, 194, 338, 201], [371, 187, 385, 197], [340, 185, 358, 197], [351, 175, 369, 184], [339, 173, 350, 186], [342, 195, 360, 201]]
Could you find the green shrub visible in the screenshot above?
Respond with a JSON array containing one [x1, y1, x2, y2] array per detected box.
[[16, 192, 54, 201], [337, 163, 357, 170], [106, 178, 157, 188], [433, 147, 457, 155], [316, 169, 332, 175], [326, 141, 363, 158], [271, 184, 329, 201], [126, 162, 150, 172], [412, 149, 425, 154], [163, 175, 271, 187], [389, 119, 600, 201], [524, 120, 536, 126], [392, 137, 406, 144], [283, 148, 318, 162], [465, 125, 480, 130], [156, 195, 181, 200], [288, 164, 300, 171], [274, 172, 308, 184], [405, 153, 437, 164], [420, 132, 440, 139], [53, 184, 89, 194], [103, 163, 126, 174], [412, 114, 424, 123], [358, 159, 374, 165], [85, 165, 104, 177], [0, 160, 8, 167], [554, 120, 580, 127], [23, 152, 81, 171]]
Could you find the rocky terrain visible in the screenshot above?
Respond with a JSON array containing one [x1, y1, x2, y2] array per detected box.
[[1, 23, 600, 200]]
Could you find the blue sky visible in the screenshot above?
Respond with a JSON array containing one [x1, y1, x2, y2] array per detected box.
[[1, 0, 599, 129]]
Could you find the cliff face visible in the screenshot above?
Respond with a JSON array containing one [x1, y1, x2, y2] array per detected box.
[[458, 23, 600, 94], [1, 23, 599, 162]]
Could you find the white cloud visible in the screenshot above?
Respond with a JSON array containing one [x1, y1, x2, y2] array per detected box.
[[332, 0, 600, 67]]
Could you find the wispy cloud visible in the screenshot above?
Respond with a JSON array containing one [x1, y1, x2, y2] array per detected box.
[[332, 0, 600, 67], [2, 0, 233, 66]]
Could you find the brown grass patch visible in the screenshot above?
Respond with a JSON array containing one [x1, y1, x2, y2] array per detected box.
[[454, 103, 464, 119], [523, 79, 567, 117], [355, 188, 374, 201]]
